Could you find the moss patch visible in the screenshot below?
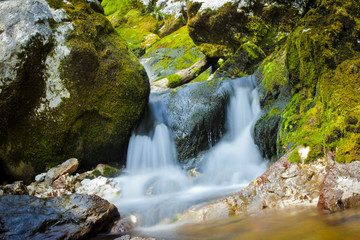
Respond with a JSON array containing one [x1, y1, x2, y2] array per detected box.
[[144, 26, 205, 80], [102, 0, 158, 52]]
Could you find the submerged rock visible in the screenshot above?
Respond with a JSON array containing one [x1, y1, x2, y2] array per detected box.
[[0, 194, 119, 239], [0, 0, 149, 181]]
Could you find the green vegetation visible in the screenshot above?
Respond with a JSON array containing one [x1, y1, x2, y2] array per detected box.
[[167, 74, 182, 88], [144, 26, 206, 80], [256, 0, 360, 163], [260, 47, 288, 93], [101, 0, 158, 51]]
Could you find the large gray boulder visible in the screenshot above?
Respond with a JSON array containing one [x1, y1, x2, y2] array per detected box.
[[0, 0, 149, 182]]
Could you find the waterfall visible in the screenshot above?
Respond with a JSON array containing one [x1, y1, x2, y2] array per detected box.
[[201, 76, 267, 185], [112, 76, 267, 226]]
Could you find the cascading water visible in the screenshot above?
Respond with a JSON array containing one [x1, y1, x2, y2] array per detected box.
[[111, 76, 268, 227], [200, 77, 268, 185]]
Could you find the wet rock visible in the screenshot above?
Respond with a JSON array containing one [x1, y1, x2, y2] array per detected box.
[[0, 194, 119, 239], [111, 215, 139, 233], [254, 111, 282, 160], [162, 78, 233, 162], [318, 160, 360, 212], [45, 158, 79, 186], [179, 148, 327, 222], [0, 181, 29, 195]]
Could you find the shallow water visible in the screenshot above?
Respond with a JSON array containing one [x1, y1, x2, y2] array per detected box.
[[131, 207, 360, 240]]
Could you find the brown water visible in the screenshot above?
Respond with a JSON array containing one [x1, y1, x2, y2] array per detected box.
[[125, 207, 360, 240]]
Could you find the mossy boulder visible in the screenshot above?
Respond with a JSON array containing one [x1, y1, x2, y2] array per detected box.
[[144, 26, 206, 81], [102, 0, 188, 56], [255, 0, 360, 163], [0, 0, 149, 182], [214, 42, 266, 78], [187, 0, 305, 58]]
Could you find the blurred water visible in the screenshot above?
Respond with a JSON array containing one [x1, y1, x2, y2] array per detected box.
[[110, 76, 267, 226]]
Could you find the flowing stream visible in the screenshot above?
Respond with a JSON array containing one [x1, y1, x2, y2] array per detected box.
[[110, 76, 268, 227]]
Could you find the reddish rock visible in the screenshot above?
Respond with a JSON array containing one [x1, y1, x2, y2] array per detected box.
[[317, 159, 360, 212], [179, 148, 327, 222]]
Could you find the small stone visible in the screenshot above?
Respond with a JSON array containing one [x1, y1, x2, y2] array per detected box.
[[35, 173, 46, 182], [45, 158, 79, 186], [94, 164, 120, 178]]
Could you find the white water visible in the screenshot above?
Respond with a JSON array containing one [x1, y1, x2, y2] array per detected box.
[[111, 76, 268, 226]]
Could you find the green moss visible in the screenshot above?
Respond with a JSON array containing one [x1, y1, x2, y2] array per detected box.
[[318, 59, 360, 163], [102, 0, 158, 52], [260, 46, 288, 93], [269, 107, 282, 116], [288, 148, 301, 163], [144, 26, 205, 79], [102, 0, 134, 16], [92, 169, 102, 177], [274, 0, 360, 164], [199, 43, 232, 58], [190, 69, 210, 83], [102, 165, 121, 178], [167, 74, 182, 88]]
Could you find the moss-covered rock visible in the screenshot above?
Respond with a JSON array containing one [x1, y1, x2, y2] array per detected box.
[[214, 42, 266, 78], [255, 0, 360, 163], [0, 0, 149, 182], [102, 0, 158, 55], [143, 26, 206, 81], [102, 0, 188, 56], [187, 0, 305, 58]]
